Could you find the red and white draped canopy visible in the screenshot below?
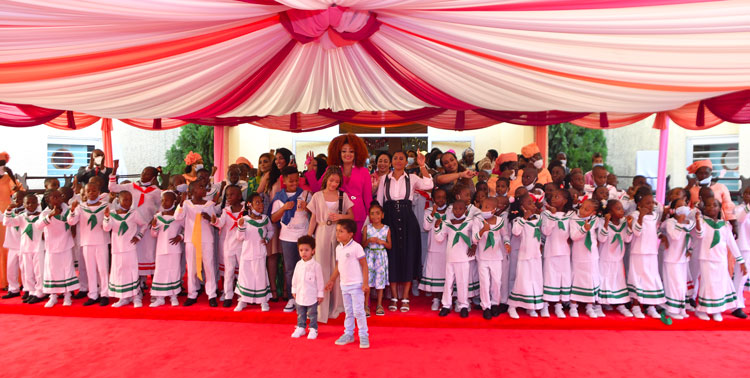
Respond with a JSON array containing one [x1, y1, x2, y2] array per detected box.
[[0, 0, 749, 131]]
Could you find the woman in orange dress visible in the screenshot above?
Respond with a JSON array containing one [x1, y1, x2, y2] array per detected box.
[[0, 152, 23, 290]]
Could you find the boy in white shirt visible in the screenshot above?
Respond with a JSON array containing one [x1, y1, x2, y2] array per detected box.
[[271, 166, 311, 312], [325, 219, 370, 349], [1, 191, 25, 299], [291, 235, 324, 340]]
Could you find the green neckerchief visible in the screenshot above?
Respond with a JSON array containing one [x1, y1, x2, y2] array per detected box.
[[245, 216, 269, 241], [519, 217, 542, 242], [675, 222, 693, 255], [576, 218, 595, 251], [545, 212, 568, 231], [83, 204, 108, 230], [446, 221, 470, 247], [609, 222, 627, 251], [22, 214, 40, 240], [156, 215, 175, 231], [110, 212, 133, 236], [483, 217, 506, 250], [702, 217, 725, 249], [52, 209, 70, 231]]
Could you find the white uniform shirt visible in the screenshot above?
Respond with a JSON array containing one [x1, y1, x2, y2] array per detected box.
[[435, 215, 474, 263], [335, 239, 366, 286], [570, 215, 602, 263], [103, 209, 148, 253], [512, 216, 542, 261], [597, 220, 633, 262], [213, 208, 244, 256], [291, 258, 325, 306], [7, 211, 45, 254], [176, 200, 218, 245], [237, 215, 274, 260], [472, 215, 509, 261], [68, 202, 110, 246], [663, 218, 698, 263], [541, 210, 572, 257], [734, 204, 750, 251], [629, 212, 661, 255], [40, 207, 74, 253], [423, 210, 448, 253], [151, 213, 184, 255], [108, 177, 161, 215], [2, 207, 24, 250], [695, 217, 744, 264]]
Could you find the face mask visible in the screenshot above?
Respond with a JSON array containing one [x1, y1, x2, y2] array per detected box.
[[161, 203, 176, 212], [675, 206, 690, 217], [194, 164, 204, 171], [251, 209, 262, 217], [435, 160, 442, 168], [407, 157, 415, 165], [481, 211, 493, 219], [140, 180, 152, 187], [437, 204, 447, 211], [483, 169, 492, 176], [560, 159, 567, 167], [699, 176, 712, 186], [94, 156, 104, 165], [86, 198, 99, 205], [533, 160, 544, 169], [453, 213, 466, 222], [115, 202, 128, 212], [365, 159, 370, 167], [593, 163, 604, 167], [525, 179, 537, 191], [509, 173, 517, 181], [175, 183, 188, 193]]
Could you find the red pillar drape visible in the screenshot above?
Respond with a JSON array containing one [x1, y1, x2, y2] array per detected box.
[[101, 118, 114, 167], [213, 125, 227, 182], [534, 125, 548, 162]]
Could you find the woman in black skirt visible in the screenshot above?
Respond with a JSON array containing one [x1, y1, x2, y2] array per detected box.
[[375, 150, 433, 312]]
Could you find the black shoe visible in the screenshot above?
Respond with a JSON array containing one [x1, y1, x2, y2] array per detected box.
[[27, 296, 42, 304], [270, 297, 280, 303], [223, 299, 232, 308], [183, 298, 197, 307], [178, 287, 187, 297], [99, 297, 109, 306], [688, 298, 697, 308], [73, 291, 88, 299], [491, 305, 501, 317], [22, 292, 29, 301], [83, 298, 99, 306], [460, 308, 469, 318], [732, 308, 748, 319], [2, 291, 20, 299], [498, 303, 509, 314], [438, 307, 450, 317], [483, 308, 492, 320], [209, 298, 218, 307]]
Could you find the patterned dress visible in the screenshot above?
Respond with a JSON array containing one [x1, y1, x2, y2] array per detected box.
[[365, 223, 390, 290]]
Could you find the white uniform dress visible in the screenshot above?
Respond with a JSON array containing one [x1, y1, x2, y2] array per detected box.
[[109, 177, 161, 275], [435, 215, 474, 310], [570, 215, 603, 303], [103, 209, 148, 299], [2, 206, 24, 293], [236, 214, 274, 304], [662, 218, 698, 313], [7, 211, 44, 297], [39, 207, 80, 294], [213, 208, 244, 300], [67, 202, 111, 300], [176, 200, 219, 300], [508, 216, 544, 310], [472, 214, 509, 310], [628, 212, 666, 305], [597, 220, 633, 305], [418, 210, 447, 293], [466, 204, 481, 297], [694, 217, 745, 314], [540, 210, 572, 302], [733, 204, 750, 302], [151, 213, 184, 296]]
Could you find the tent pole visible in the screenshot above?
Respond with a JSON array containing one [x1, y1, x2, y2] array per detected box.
[[213, 125, 227, 183], [655, 113, 669, 204], [101, 118, 114, 167], [534, 125, 548, 162]]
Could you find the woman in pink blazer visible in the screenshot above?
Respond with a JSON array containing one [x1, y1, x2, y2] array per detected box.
[[305, 133, 372, 242]]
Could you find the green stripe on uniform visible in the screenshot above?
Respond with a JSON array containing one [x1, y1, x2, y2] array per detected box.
[[509, 292, 544, 304], [108, 280, 139, 293], [43, 277, 79, 288], [237, 283, 271, 298]]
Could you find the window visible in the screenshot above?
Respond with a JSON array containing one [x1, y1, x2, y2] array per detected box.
[[687, 135, 740, 192], [47, 143, 94, 176]]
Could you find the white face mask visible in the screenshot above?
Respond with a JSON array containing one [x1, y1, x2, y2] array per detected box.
[[435, 160, 442, 168], [699, 176, 712, 186], [509, 173, 517, 181], [194, 164, 204, 171], [481, 211, 493, 219], [483, 169, 492, 176], [437, 204, 447, 211], [251, 209, 262, 217], [407, 157, 415, 165], [86, 198, 99, 205], [175, 183, 188, 193], [675, 206, 691, 217], [560, 159, 567, 167], [525, 179, 537, 191], [94, 156, 104, 165], [593, 163, 604, 167], [161, 203, 176, 212], [533, 160, 544, 169]]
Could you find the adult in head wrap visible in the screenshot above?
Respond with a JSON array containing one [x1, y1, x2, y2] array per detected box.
[[183, 151, 204, 183], [687, 160, 735, 222], [488, 152, 518, 196], [76, 149, 113, 193], [0, 151, 24, 290], [460, 148, 475, 171], [520, 143, 552, 186]]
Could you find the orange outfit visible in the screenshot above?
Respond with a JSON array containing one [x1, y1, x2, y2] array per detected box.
[[689, 183, 736, 221]]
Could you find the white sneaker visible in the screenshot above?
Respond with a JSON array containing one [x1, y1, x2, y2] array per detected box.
[[45, 295, 58, 308], [585, 304, 598, 318], [62, 293, 72, 306], [291, 327, 306, 338], [554, 303, 566, 318], [528, 310, 538, 318], [670, 313, 684, 320], [540, 304, 550, 318], [170, 295, 179, 306], [616, 305, 633, 318], [454, 301, 460, 313], [602, 304, 614, 311], [261, 302, 270, 312], [712, 313, 723, 322], [594, 304, 605, 318], [284, 298, 296, 313], [508, 306, 519, 319], [680, 309, 689, 318], [133, 297, 143, 308], [307, 328, 318, 340], [431, 298, 440, 311], [112, 298, 131, 308], [150, 297, 166, 308], [234, 301, 247, 312], [696, 311, 710, 321], [646, 306, 660, 319], [569, 304, 579, 318], [632, 306, 645, 319]]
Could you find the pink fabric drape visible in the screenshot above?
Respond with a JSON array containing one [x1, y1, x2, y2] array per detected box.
[[45, 111, 100, 130], [120, 118, 188, 130], [0, 102, 64, 127], [704, 90, 750, 124], [571, 112, 651, 129], [474, 109, 587, 126], [666, 101, 722, 130], [317, 108, 445, 125]]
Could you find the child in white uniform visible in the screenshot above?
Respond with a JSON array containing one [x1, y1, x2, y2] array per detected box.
[[628, 187, 666, 319], [103, 191, 148, 308], [598, 200, 635, 317], [212, 185, 245, 307], [569, 199, 604, 318], [1, 192, 24, 299], [508, 194, 544, 319], [235, 193, 274, 312], [176, 181, 219, 307], [150, 191, 184, 307], [732, 187, 750, 312], [291, 235, 325, 340], [472, 197, 510, 320], [694, 197, 747, 321], [67, 183, 111, 306], [662, 199, 699, 319], [419, 188, 448, 311], [436, 199, 474, 318], [8, 194, 45, 303], [39, 190, 79, 307], [540, 189, 573, 318]]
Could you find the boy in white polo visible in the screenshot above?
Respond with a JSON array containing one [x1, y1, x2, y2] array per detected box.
[[291, 235, 324, 340], [325, 219, 370, 349]]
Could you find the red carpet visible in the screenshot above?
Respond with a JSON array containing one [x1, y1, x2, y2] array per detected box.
[[2, 313, 750, 378]]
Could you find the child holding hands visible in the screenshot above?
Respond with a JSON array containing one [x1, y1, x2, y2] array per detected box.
[[291, 235, 324, 339]]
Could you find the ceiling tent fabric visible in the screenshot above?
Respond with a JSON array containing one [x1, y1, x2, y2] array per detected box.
[[0, 0, 749, 130]]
